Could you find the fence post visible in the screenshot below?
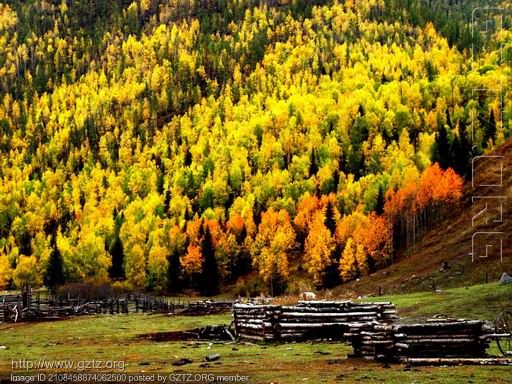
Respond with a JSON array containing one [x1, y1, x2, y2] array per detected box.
[[233, 306, 239, 338]]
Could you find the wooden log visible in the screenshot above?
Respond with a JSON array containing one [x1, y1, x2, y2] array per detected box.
[[480, 333, 511, 339], [277, 322, 345, 329], [236, 330, 264, 338], [237, 322, 265, 330], [233, 314, 267, 320], [398, 338, 477, 343], [396, 334, 479, 339], [364, 340, 394, 345], [279, 311, 378, 318], [237, 333, 266, 341], [399, 357, 512, 366], [297, 300, 352, 306], [280, 306, 353, 313], [233, 304, 276, 310], [277, 316, 376, 324]]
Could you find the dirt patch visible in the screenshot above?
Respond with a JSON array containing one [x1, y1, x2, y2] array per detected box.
[[138, 330, 200, 341], [138, 324, 235, 342]]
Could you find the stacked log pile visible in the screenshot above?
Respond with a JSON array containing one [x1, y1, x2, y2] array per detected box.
[[233, 302, 511, 365], [232, 301, 397, 341], [348, 319, 511, 364]]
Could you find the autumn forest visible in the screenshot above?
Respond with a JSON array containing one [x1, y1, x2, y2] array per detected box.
[[0, 0, 510, 295]]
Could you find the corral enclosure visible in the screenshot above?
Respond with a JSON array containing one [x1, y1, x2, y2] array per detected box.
[[0, 283, 511, 383], [0, 288, 234, 322]]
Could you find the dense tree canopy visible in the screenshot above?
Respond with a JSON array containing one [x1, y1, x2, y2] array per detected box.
[[0, 0, 509, 293]]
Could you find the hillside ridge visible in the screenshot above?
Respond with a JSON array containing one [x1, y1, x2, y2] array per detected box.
[[334, 139, 512, 297]]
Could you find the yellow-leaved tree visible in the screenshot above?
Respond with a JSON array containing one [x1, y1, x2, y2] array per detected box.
[[146, 226, 170, 291], [303, 210, 335, 286], [0, 256, 12, 289], [251, 208, 296, 294], [148, 244, 169, 291], [13, 256, 42, 289], [124, 243, 146, 289], [339, 238, 358, 281], [354, 244, 368, 275], [75, 231, 111, 282]]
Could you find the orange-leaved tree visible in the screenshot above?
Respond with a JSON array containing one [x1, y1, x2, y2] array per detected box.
[[294, 194, 321, 237], [385, 163, 464, 257], [352, 213, 392, 270]]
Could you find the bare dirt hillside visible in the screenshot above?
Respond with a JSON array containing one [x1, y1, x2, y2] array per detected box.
[[335, 139, 512, 298]]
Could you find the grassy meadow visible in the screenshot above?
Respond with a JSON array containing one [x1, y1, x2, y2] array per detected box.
[[1, 283, 511, 383]]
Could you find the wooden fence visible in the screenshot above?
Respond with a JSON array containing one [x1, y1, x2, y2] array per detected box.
[[232, 300, 397, 341], [0, 290, 231, 322]]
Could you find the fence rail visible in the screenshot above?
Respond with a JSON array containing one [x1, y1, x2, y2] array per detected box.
[[0, 290, 231, 322]]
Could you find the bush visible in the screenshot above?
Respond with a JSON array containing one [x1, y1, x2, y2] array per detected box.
[[234, 275, 264, 298], [56, 282, 130, 300]]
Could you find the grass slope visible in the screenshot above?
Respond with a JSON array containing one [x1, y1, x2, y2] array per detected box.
[[363, 282, 512, 321]]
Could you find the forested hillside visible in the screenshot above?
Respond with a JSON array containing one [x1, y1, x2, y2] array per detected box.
[[0, 0, 510, 295]]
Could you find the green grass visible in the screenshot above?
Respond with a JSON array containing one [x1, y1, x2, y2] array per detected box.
[[363, 282, 512, 321], [1, 283, 511, 383]]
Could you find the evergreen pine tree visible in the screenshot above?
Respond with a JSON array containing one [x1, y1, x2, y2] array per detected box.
[[433, 124, 451, 169], [167, 247, 182, 294], [156, 171, 164, 194], [446, 108, 452, 129], [309, 148, 318, 177], [109, 213, 125, 279], [450, 134, 461, 172], [454, 121, 471, 178], [45, 233, 64, 288], [164, 189, 171, 214], [484, 109, 496, 145], [184, 148, 192, 166], [332, 169, 340, 192], [375, 185, 385, 215], [108, 234, 125, 279], [200, 225, 219, 296], [325, 201, 336, 236], [197, 218, 205, 240], [323, 245, 341, 288]]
